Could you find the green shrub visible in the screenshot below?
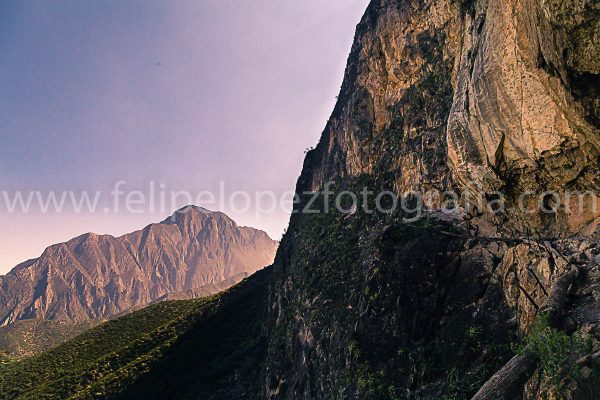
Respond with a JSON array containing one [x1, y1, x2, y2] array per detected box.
[[356, 365, 399, 400], [519, 314, 579, 386]]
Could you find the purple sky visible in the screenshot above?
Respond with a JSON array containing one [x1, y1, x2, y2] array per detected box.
[[0, 0, 369, 273]]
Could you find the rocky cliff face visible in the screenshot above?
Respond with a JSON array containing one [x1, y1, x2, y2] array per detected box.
[[0, 207, 278, 324], [298, 0, 599, 233], [262, 0, 600, 399], [448, 0, 600, 234]]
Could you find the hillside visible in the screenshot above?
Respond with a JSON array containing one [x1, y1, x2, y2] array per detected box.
[[0, 269, 270, 400], [0, 206, 277, 325], [152, 272, 250, 302], [0, 272, 251, 359], [0, 320, 95, 359]]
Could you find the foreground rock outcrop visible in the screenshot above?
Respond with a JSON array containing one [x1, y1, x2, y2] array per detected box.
[[263, 0, 600, 398], [0, 206, 278, 324]]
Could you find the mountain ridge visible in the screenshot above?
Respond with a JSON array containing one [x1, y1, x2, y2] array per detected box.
[[0, 206, 278, 325]]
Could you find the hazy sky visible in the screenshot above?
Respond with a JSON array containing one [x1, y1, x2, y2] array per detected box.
[[0, 0, 369, 273]]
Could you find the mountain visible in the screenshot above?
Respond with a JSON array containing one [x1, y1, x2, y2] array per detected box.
[[2, 0, 599, 399], [0, 206, 278, 325]]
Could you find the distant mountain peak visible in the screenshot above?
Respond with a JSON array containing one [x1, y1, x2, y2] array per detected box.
[[0, 209, 278, 325], [161, 205, 228, 225], [173, 205, 212, 215]]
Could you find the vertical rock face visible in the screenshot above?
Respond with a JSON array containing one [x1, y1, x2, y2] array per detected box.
[[299, 0, 463, 205], [262, 0, 600, 399], [296, 0, 599, 233], [447, 0, 600, 234], [0, 206, 278, 324]]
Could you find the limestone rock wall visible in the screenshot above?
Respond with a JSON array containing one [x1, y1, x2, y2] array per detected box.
[[263, 0, 600, 398]]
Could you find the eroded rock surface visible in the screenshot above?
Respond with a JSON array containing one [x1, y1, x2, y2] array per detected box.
[[0, 206, 278, 324], [262, 0, 600, 398]]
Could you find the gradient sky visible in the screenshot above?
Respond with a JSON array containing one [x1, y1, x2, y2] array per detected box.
[[0, 0, 369, 273]]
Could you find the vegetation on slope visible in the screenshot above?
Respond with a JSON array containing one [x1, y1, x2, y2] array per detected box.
[[515, 314, 600, 399], [266, 177, 514, 399], [0, 268, 270, 400], [0, 319, 95, 359]]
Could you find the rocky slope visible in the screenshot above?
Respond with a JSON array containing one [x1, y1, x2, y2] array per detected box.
[[0, 206, 277, 325]]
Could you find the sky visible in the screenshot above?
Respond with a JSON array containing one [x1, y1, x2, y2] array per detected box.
[[0, 0, 370, 273]]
